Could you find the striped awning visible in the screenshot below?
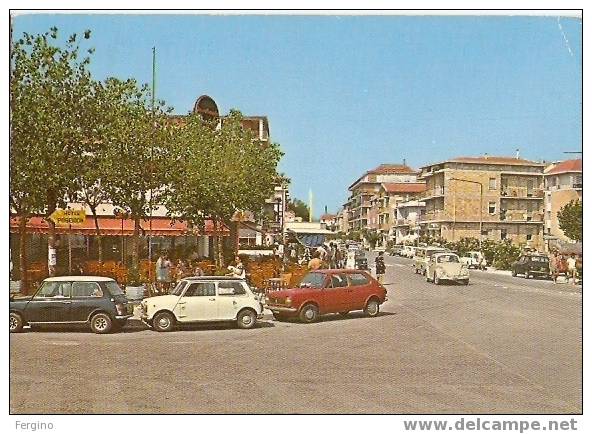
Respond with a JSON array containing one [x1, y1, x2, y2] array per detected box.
[[9, 216, 229, 237]]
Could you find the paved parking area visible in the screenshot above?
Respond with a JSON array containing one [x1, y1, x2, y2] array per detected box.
[[10, 255, 582, 414]]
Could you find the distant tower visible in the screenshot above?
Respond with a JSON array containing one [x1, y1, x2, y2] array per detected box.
[[308, 189, 314, 222]]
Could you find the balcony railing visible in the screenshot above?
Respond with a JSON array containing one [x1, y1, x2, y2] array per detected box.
[[500, 188, 544, 198], [500, 211, 543, 222], [419, 210, 447, 222], [419, 186, 445, 200]]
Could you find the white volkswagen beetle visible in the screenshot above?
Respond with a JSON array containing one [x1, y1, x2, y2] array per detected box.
[[140, 277, 264, 332]]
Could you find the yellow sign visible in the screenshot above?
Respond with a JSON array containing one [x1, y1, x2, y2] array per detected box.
[[49, 209, 86, 226]]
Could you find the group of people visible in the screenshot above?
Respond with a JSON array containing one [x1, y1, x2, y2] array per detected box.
[[155, 254, 206, 293], [305, 242, 348, 270], [549, 251, 582, 285]]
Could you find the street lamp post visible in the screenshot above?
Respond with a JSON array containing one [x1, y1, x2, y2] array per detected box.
[[450, 178, 484, 249]]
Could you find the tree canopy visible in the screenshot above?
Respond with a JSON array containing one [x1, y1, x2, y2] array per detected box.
[[557, 200, 582, 242]]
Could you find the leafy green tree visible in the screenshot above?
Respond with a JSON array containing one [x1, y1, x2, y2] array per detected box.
[[287, 198, 310, 222], [166, 111, 283, 267], [11, 27, 96, 275], [557, 200, 582, 242]]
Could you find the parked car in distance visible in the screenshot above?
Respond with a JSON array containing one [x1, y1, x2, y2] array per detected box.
[[10, 276, 132, 334], [387, 245, 403, 256], [354, 250, 368, 270], [511, 254, 550, 279], [414, 246, 449, 275], [425, 253, 470, 285], [265, 269, 387, 323], [401, 245, 415, 258], [460, 251, 487, 270], [140, 276, 264, 332]]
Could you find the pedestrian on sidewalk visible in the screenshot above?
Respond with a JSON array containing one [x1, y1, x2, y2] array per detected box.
[[549, 251, 559, 284], [375, 251, 386, 284], [567, 254, 577, 285]]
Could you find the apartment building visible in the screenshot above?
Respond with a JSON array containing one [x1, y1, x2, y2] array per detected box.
[[544, 159, 582, 243], [371, 182, 427, 245], [345, 163, 421, 232], [393, 199, 426, 243], [418, 156, 546, 250]]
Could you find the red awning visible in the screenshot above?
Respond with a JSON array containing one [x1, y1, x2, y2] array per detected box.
[[9, 216, 229, 237]]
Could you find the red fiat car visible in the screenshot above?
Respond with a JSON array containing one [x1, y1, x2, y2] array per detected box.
[[265, 269, 387, 323]]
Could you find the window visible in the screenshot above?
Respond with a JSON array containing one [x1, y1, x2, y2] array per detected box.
[[299, 272, 326, 288], [481, 229, 489, 237], [500, 230, 507, 240], [526, 234, 533, 241], [72, 282, 103, 297], [35, 281, 72, 299], [489, 177, 497, 190], [171, 281, 187, 296], [437, 254, 459, 263], [488, 201, 497, 214], [184, 282, 216, 297], [348, 273, 370, 286], [218, 281, 246, 296], [330, 274, 349, 288], [104, 281, 124, 296]]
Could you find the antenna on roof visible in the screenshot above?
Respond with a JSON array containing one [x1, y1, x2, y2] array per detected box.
[[515, 148, 520, 159], [403, 158, 406, 166]]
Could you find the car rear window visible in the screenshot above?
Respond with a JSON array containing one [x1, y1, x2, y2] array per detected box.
[[218, 281, 247, 296], [348, 273, 370, 286], [72, 282, 103, 297], [330, 274, 349, 288], [104, 281, 124, 296]]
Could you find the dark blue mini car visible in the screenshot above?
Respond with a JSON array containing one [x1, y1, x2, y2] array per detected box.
[[10, 276, 132, 334]]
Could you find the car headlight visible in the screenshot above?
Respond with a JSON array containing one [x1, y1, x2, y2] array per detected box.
[[285, 297, 292, 306], [264, 295, 270, 304]]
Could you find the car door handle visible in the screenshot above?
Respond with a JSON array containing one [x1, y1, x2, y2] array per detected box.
[[178, 302, 186, 305], [60, 301, 72, 304], [209, 298, 216, 301]]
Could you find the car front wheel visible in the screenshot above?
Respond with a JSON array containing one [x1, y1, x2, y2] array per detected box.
[[90, 312, 113, 334], [153, 311, 175, 332], [237, 309, 256, 329], [364, 299, 380, 317], [299, 303, 319, 323], [10, 312, 24, 333], [512, 269, 517, 277]]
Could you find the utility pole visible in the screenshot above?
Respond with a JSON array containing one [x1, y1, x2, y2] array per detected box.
[[148, 47, 156, 282]]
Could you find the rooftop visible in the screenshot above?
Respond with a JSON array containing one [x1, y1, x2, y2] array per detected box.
[[545, 159, 582, 175], [422, 155, 545, 169], [382, 182, 427, 194]]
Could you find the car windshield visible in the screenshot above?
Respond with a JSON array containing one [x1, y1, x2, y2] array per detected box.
[[299, 272, 326, 288], [531, 256, 549, 262], [437, 255, 460, 263], [104, 281, 124, 296], [171, 281, 187, 296]]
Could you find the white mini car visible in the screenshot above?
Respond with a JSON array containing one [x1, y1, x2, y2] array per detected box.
[[140, 277, 264, 332]]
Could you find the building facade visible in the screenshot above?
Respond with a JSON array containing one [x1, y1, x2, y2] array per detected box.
[[393, 199, 426, 244], [544, 159, 582, 243], [418, 156, 546, 250], [345, 164, 420, 232]]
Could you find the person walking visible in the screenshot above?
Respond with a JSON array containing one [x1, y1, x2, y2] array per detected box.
[[375, 251, 386, 284], [567, 253, 577, 285], [549, 251, 559, 284]]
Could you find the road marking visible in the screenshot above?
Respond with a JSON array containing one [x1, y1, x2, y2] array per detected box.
[[42, 341, 80, 346]]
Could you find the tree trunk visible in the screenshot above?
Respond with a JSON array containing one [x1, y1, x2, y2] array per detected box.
[[131, 216, 140, 276], [213, 219, 224, 268], [90, 206, 103, 264], [46, 193, 57, 277], [18, 216, 28, 294]]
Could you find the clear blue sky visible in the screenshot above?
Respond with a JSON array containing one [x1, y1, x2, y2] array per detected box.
[[12, 13, 582, 217]]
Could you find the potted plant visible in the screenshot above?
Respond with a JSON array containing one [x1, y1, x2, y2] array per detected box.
[[125, 267, 146, 300]]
